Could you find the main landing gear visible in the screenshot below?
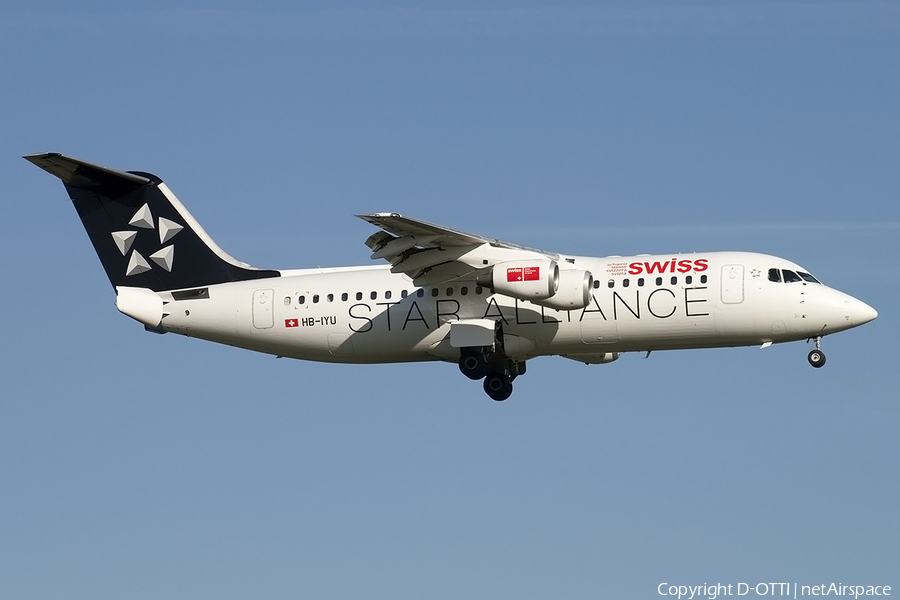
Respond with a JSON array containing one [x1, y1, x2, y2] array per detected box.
[[807, 335, 826, 368], [458, 346, 526, 402]]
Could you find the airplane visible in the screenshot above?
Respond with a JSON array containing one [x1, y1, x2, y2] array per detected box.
[[25, 152, 878, 401]]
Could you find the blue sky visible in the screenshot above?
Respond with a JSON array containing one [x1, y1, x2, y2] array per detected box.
[[1, 2, 897, 598]]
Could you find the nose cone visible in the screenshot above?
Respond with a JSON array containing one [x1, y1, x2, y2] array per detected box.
[[850, 298, 878, 327]]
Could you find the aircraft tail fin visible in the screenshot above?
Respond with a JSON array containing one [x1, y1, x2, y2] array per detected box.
[[25, 153, 280, 292]]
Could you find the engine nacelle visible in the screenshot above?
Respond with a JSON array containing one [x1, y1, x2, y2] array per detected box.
[[477, 259, 559, 301], [532, 269, 593, 310]]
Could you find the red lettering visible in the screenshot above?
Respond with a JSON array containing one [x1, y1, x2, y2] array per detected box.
[[644, 261, 670, 274], [628, 257, 709, 274]]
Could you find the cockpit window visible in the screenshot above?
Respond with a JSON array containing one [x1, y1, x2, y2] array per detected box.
[[798, 271, 821, 284], [782, 270, 802, 283], [771, 267, 821, 284]]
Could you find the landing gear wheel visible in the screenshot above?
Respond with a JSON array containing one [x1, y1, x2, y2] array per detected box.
[[458, 351, 487, 380], [483, 373, 513, 401], [808, 349, 826, 368]]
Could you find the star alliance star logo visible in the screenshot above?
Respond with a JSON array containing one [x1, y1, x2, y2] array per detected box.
[[111, 203, 184, 276]]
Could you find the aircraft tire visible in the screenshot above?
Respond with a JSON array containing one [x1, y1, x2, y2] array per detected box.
[[459, 352, 487, 380], [807, 349, 826, 368], [483, 373, 513, 401]]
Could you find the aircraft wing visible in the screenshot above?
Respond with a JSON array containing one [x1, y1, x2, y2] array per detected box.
[[357, 213, 558, 286]]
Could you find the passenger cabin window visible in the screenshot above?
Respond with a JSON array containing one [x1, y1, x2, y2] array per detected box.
[[637, 278, 644, 287], [670, 276, 677, 285], [656, 277, 662, 286], [370, 291, 378, 300], [356, 292, 363, 301], [327, 293, 334, 302], [593, 280, 600, 289], [475, 286, 483, 295], [700, 275, 707, 284], [431, 288, 439, 297], [460, 287, 468, 295], [685, 275, 692, 285], [623, 279, 630, 288], [284, 296, 291, 306], [768, 268, 782, 283], [401, 290, 408, 298], [607, 279, 614, 288], [417, 289, 425, 298], [299, 295, 305, 304], [782, 270, 802, 283], [385, 290, 392, 300], [313, 294, 319, 303], [341, 293, 348, 301], [446, 287, 453, 297]]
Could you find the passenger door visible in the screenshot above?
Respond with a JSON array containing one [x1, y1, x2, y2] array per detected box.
[[720, 265, 744, 304]]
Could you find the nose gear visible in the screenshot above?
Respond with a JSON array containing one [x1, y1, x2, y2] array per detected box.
[[807, 336, 826, 368]]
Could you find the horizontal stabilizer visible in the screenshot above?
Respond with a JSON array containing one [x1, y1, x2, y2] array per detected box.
[[25, 153, 151, 189]]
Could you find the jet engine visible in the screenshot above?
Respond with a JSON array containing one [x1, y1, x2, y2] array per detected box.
[[476, 260, 559, 300], [476, 260, 593, 310], [531, 269, 593, 310]]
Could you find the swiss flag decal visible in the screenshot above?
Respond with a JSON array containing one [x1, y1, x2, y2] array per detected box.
[[507, 267, 523, 282], [285, 319, 299, 328]]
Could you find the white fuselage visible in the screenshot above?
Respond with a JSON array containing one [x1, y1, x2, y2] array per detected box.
[[26, 152, 878, 400], [152, 251, 873, 365]]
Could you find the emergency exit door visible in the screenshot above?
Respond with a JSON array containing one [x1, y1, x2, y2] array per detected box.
[[252, 289, 275, 329]]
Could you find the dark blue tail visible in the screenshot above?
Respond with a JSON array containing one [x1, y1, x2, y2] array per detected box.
[[25, 153, 280, 292]]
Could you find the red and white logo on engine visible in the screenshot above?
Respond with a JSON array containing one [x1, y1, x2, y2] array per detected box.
[[507, 266, 540, 282]]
